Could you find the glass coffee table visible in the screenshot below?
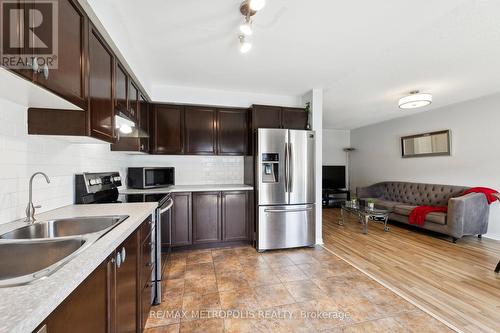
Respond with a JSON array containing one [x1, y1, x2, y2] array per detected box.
[[339, 201, 391, 234]]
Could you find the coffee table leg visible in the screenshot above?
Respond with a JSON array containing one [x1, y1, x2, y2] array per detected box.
[[339, 208, 345, 226], [363, 215, 369, 234], [383, 216, 390, 232]]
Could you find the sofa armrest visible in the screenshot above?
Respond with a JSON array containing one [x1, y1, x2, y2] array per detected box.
[[448, 193, 490, 238], [356, 185, 381, 199]]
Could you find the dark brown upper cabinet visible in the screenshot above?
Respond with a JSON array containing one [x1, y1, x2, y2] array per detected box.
[[282, 107, 308, 130], [128, 80, 139, 120], [192, 192, 221, 244], [222, 191, 248, 242], [184, 106, 217, 155], [88, 25, 115, 142], [251, 105, 282, 129], [139, 94, 150, 152], [15, 0, 87, 109], [217, 108, 248, 155], [251, 105, 307, 130], [151, 104, 184, 154], [115, 62, 128, 114]]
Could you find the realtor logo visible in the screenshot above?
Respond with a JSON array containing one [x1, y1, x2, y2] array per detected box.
[[0, 0, 58, 69]]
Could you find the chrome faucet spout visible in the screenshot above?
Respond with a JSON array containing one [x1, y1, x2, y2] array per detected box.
[[25, 172, 51, 223]]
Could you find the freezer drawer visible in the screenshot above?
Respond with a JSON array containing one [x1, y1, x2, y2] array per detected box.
[[257, 204, 315, 251]]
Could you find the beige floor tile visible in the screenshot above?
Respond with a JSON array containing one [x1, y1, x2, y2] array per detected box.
[[147, 295, 183, 328], [162, 278, 185, 301], [183, 275, 218, 296], [340, 316, 407, 333], [242, 266, 280, 287], [185, 262, 215, 279], [284, 279, 326, 302], [362, 287, 416, 316], [298, 298, 354, 331], [253, 283, 296, 309], [272, 265, 309, 282], [286, 250, 321, 265], [219, 288, 261, 311], [182, 292, 221, 321], [186, 250, 213, 265], [296, 262, 337, 279], [238, 255, 269, 270], [216, 270, 251, 292], [144, 323, 180, 333], [165, 261, 186, 280], [214, 257, 242, 274], [211, 248, 238, 261], [394, 310, 453, 332], [179, 318, 224, 333], [233, 246, 260, 257], [261, 252, 296, 267]]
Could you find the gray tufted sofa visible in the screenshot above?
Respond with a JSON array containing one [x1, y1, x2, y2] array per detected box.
[[357, 181, 490, 242]]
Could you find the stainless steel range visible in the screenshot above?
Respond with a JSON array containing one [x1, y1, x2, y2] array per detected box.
[[256, 129, 316, 251], [75, 172, 172, 305]]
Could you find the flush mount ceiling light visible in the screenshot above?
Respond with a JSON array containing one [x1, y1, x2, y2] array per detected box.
[[237, 0, 265, 53], [239, 35, 252, 53], [399, 91, 433, 109]]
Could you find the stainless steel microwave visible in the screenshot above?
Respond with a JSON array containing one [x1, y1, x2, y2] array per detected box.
[[127, 167, 175, 189]]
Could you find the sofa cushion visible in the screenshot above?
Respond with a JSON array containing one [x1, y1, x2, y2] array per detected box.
[[373, 199, 400, 210], [426, 212, 447, 225], [378, 182, 468, 206], [393, 204, 416, 216], [393, 204, 447, 225]]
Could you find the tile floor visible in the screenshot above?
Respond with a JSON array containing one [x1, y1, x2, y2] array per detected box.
[[145, 245, 453, 333]]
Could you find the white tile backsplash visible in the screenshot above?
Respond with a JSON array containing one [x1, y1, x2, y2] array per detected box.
[[0, 96, 244, 225], [127, 154, 244, 185]]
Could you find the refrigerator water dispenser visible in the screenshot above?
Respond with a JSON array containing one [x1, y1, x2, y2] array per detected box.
[[262, 153, 279, 183]]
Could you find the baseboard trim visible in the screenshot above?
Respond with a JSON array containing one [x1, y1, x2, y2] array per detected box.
[[320, 244, 463, 333], [483, 233, 500, 241]]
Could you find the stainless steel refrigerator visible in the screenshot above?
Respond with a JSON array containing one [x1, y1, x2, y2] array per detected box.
[[256, 128, 316, 251]]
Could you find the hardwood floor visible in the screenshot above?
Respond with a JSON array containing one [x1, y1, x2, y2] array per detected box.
[[322, 208, 500, 333]]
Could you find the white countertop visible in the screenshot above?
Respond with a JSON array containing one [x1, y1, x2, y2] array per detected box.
[[0, 203, 157, 333], [120, 184, 253, 194]]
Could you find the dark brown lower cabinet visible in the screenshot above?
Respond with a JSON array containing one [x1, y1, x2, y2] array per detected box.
[[37, 216, 152, 333], [222, 191, 249, 242], [171, 192, 192, 247], [192, 192, 222, 244], [170, 191, 251, 247]]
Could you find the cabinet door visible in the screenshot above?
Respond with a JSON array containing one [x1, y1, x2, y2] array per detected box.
[[139, 94, 149, 152], [282, 107, 308, 130], [115, 62, 128, 113], [252, 105, 282, 129], [222, 191, 249, 242], [217, 108, 248, 155], [33, 0, 87, 108], [115, 231, 138, 333], [193, 192, 221, 244], [185, 106, 217, 155], [171, 192, 192, 247], [152, 104, 184, 154], [88, 25, 114, 142], [128, 80, 139, 120], [40, 260, 109, 333]]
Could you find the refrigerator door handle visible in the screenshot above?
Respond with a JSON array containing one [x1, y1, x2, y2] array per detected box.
[[264, 207, 313, 213], [288, 142, 293, 193], [284, 142, 289, 192]]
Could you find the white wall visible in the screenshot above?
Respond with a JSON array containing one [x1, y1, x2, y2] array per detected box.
[[0, 97, 129, 224], [128, 155, 243, 185], [350, 93, 500, 240], [152, 85, 302, 108], [323, 129, 350, 166]]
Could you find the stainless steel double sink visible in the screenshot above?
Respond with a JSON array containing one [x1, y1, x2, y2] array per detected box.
[[0, 215, 129, 287]]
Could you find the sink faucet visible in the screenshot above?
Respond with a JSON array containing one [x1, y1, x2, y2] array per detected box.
[[25, 172, 51, 223]]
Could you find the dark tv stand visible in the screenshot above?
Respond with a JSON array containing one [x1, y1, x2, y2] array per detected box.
[[322, 188, 350, 208]]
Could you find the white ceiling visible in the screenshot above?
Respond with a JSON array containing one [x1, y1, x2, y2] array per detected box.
[[86, 0, 500, 129]]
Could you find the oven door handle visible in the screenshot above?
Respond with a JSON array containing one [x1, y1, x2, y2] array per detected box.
[[159, 198, 173, 214]]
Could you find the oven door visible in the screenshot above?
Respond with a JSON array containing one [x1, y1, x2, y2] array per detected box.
[[144, 168, 174, 188]]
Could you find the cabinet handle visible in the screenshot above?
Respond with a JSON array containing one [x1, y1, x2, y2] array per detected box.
[[121, 247, 126, 263], [116, 252, 122, 268], [145, 262, 153, 268]]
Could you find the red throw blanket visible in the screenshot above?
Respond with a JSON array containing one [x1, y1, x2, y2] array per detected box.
[[409, 206, 448, 226], [461, 187, 499, 204]]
